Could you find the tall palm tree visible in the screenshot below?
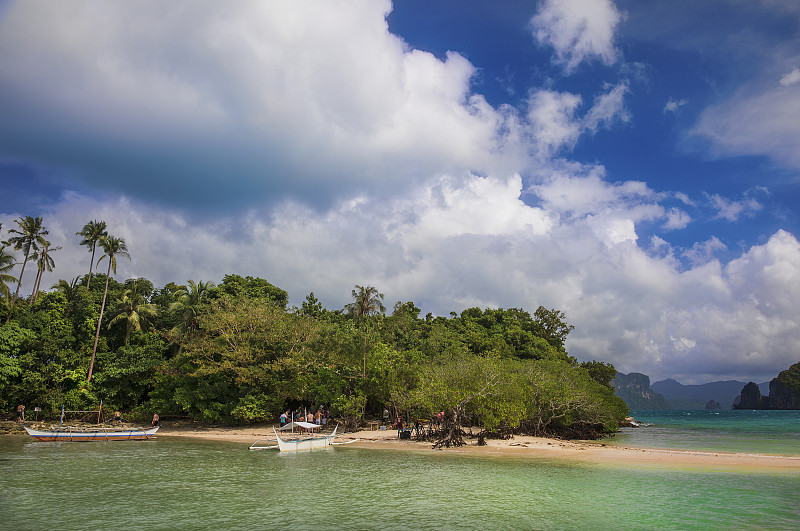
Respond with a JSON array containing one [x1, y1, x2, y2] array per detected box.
[[88, 235, 130, 382], [345, 284, 385, 377], [76, 220, 108, 288], [3, 216, 48, 307], [108, 280, 158, 345], [0, 245, 18, 302], [345, 285, 386, 321], [30, 241, 61, 304]]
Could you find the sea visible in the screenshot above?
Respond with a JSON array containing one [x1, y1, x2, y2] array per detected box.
[[1, 410, 799, 530]]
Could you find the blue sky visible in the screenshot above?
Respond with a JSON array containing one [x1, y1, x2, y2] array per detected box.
[[1, 0, 799, 384]]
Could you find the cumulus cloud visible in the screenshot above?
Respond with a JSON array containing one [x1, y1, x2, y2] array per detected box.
[[531, 0, 623, 72], [3, 166, 797, 384], [663, 207, 691, 230], [525, 82, 630, 156], [0, 0, 527, 211]]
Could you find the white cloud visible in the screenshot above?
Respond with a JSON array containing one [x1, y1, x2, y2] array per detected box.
[[779, 67, 800, 86], [5, 166, 797, 385], [663, 97, 688, 113], [584, 82, 631, 132], [693, 65, 800, 171], [0, 0, 528, 209], [526, 90, 583, 154], [707, 193, 762, 221], [531, 0, 623, 73], [663, 207, 691, 230], [682, 236, 727, 266]]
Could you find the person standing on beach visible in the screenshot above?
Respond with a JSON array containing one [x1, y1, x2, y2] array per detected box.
[[280, 411, 288, 426], [114, 410, 121, 423], [152, 413, 159, 427], [16, 404, 25, 422]]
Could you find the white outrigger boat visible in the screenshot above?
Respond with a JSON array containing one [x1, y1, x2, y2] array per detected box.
[[249, 421, 359, 452], [23, 424, 158, 442]]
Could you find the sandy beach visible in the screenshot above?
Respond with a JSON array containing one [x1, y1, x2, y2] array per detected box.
[[157, 423, 800, 472]]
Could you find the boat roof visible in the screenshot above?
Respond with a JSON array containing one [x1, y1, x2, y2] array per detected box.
[[277, 421, 318, 431]]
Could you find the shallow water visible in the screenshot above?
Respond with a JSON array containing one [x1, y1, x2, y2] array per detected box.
[[2, 436, 799, 530], [609, 410, 800, 455]]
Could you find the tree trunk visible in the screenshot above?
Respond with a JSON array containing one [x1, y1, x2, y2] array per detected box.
[[433, 407, 465, 449], [88, 261, 111, 382], [32, 262, 45, 304], [11, 249, 30, 307], [86, 244, 97, 288]]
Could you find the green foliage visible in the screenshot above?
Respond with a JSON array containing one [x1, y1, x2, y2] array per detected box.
[[0, 321, 31, 387], [776, 362, 800, 395], [209, 274, 288, 309], [580, 360, 617, 388], [1, 243, 624, 438]]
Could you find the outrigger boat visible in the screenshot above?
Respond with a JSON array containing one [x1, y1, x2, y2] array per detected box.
[[250, 421, 350, 452], [22, 404, 158, 442], [274, 421, 337, 452], [23, 424, 158, 442]]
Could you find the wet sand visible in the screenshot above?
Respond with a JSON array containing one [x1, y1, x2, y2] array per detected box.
[[158, 423, 800, 472]]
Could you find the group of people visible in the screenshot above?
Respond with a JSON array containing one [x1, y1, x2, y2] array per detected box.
[[280, 407, 329, 433]]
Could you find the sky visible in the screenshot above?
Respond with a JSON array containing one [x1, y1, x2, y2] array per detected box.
[[1, 0, 799, 385]]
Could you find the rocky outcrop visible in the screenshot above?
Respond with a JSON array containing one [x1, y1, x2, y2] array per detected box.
[[733, 362, 800, 410], [704, 400, 721, 410], [768, 364, 800, 409], [733, 382, 770, 409], [611, 372, 672, 410]]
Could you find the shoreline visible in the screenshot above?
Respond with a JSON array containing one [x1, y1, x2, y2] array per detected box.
[[154, 423, 800, 472]]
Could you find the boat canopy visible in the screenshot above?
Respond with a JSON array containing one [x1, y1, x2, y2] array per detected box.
[[278, 421, 319, 431]]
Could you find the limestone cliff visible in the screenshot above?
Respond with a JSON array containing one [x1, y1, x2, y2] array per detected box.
[[733, 362, 800, 410], [611, 372, 671, 410]]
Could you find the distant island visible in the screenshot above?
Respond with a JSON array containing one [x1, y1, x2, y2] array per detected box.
[[733, 362, 800, 410], [612, 372, 772, 410]]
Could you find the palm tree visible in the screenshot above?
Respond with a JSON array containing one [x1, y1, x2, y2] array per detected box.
[[76, 220, 108, 288], [3, 216, 48, 307], [30, 241, 61, 304], [52, 277, 82, 305], [345, 285, 386, 321], [345, 284, 386, 377], [0, 245, 17, 303], [88, 235, 130, 382], [108, 280, 158, 345], [169, 279, 214, 349]]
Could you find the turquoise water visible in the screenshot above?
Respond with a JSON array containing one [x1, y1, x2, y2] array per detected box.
[[608, 410, 800, 455], [1, 435, 798, 530]]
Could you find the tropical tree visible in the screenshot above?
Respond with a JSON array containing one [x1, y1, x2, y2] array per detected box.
[[88, 235, 130, 382], [345, 285, 386, 321], [30, 241, 61, 304], [169, 279, 214, 350], [344, 285, 386, 381], [3, 216, 48, 307], [76, 220, 108, 288], [107, 280, 158, 345], [52, 277, 82, 302], [0, 245, 17, 302]]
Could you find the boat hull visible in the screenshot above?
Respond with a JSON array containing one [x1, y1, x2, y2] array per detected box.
[[273, 425, 337, 452], [24, 425, 159, 442]]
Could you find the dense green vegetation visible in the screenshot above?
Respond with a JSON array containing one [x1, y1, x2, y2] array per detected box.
[[0, 217, 628, 440]]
